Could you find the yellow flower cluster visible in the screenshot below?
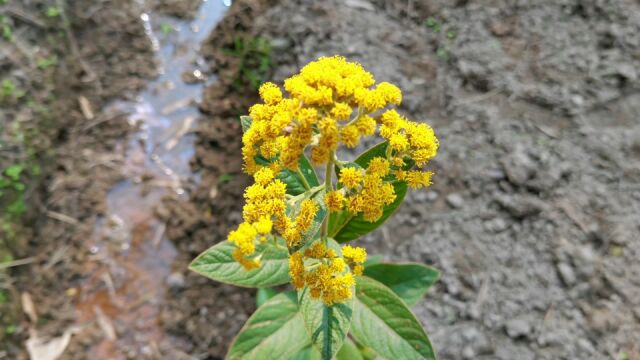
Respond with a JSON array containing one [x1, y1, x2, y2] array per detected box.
[[242, 56, 407, 174], [378, 108, 438, 188], [289, 242, 367, 305], [328, 158, 397, 222], [227, 56, 439, 305], [342, 245, 367, 275], [229, 167, 318, 270]]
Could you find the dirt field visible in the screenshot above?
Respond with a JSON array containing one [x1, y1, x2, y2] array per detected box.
[[2, 0, 639, 359]]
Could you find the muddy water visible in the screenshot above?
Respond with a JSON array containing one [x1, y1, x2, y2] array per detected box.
[[76, 1, 228, 358]]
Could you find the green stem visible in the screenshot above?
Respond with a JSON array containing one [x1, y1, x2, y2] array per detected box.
[[342, 107, 362, 128], [321, 154, 334, 242], [296, 167, 311, 190], [385, 142, 393, 160]]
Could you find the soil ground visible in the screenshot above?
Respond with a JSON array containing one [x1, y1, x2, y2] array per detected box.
[[2, 0, 639, 359], [245, 1, 640, 359]]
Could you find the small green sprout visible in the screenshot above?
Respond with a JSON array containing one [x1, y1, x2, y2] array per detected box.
[[37, 55, 58, 69], [218, 173, 236, 184], [425, 16, 441, 33], [436, 47, 449, 61], [160, 22, 173, 35], [0, 16, 12, 41], [46, 6, 61, 17]]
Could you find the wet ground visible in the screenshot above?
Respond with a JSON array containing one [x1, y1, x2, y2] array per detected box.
[[71, 2, 230, 358], [3, 0, 640, 359]]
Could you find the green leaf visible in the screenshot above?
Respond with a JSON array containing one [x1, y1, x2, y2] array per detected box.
[[331, 181, 407, 243], [363, 263, 440, 306], [240, 115, 253, 132], [353, 142, 388, 169], [4, 165, 23, 180], [227, 292, 311, 360], [351, 277, 436, 360], [277, 155, 320, 196], [189, 241, 290, 288], [336, 339, 363, 360], [288, 346, 322, 360], [363, 255, 383, 268], [354, 341, 378, 360], [7, 198, 25, 215], [298, 288, 353, 360], [256, 287, 278, 307]]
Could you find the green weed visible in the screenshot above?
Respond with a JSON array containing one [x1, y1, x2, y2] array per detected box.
[[37, 55, 58, 70], [4, 324, 16, 335], [436, 47, 449, 62], [223, 36, 272, 91], [1, 79, 16, 98], [425, 17, 441, 33], [160, 22, 173, 35], [218, 173, 235, 184], [425, 16, 458, 63], [0, 79, 25, 101], [46, 6, 61, 18], [0, 16, 12, 41]]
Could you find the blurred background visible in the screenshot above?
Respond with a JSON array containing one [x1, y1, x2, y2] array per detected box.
[[1, 0, 639, 359]]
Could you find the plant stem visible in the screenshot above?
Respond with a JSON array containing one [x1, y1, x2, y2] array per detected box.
[[321, 154, 334, 242], [297, 167, 311, 190]]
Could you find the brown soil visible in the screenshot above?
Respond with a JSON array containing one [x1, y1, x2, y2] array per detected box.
[[2, 0, 162, 358]]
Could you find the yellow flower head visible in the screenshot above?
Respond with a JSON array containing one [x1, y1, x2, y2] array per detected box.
[[340, 125, 360, 148], [253, 216, 273, 235], [324, 191, 345, 212], [321, 273, 355, 305], [367, 157, 390, 177], [355, 115, 377, 136], [342, 245, 367, 276], [339, 167, 363, 189], [331, 102, 353, 121], [259, 82, 283, 105], [284, 225, 302, 247], [304, 241, 329, 259], [389, 133, 409, 152], [406, 170, 433, 189], [296, 199, 318, 232], [228, 222, 258, 256], [253, 167, 275, 186], [289, 252, 305, 289], [342, 245, 367, 264], [376, 82, 402, 105]]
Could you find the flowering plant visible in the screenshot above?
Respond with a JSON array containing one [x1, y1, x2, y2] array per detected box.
[[191, 56, 439, 360]]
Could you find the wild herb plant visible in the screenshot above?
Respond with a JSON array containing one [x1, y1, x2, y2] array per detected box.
[[223, 36, 272, 91], [191, 56, 440, 360]]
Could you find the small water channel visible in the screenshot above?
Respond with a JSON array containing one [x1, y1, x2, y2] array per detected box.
[[75, 1, 228, 357]]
